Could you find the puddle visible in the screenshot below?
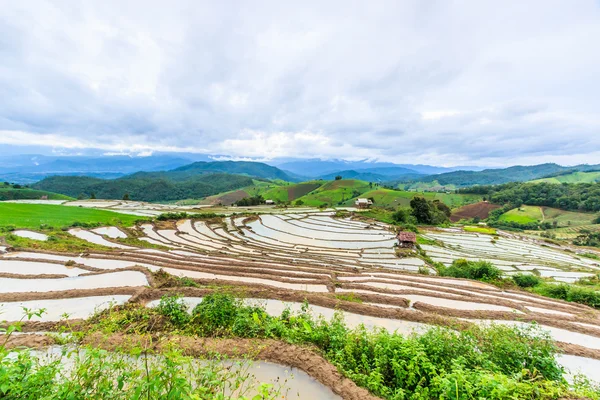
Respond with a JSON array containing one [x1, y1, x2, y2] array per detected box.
[[0, 295, 131, 321], [92, 227, 127, 239], [69, 228, 132, 249], [0, 271, 148, 293], [159, 267, 328, 292], [12, 230, 48, 241], [0, 260, 87, 277], [557, 355, 600, 382]]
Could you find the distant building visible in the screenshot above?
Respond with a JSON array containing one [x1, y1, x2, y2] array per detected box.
[[354, 198, 373, 209], [40, 195, 48, 200], [265, 199, 275, 205], [396, 231, 417, 248]]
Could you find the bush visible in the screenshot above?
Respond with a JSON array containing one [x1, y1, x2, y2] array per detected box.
[[439, 259, 502, 282], [513, 273, 542, 288], [156, 295, 190, 325]]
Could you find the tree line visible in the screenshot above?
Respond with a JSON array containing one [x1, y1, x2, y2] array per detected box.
[[460, 181, 600, 212]]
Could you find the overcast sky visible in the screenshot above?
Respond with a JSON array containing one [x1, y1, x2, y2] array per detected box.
[[1, 0, 599, 166]]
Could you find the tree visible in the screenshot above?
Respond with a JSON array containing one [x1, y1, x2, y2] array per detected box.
[[90, 192, 96, 199], [335, 175, 342, 181], [433, 200, 451, 218], [123, 193, 130, 200], [294, 199, 304, 206], [410, 197, 433, 224], [409, 197, 450, 225]]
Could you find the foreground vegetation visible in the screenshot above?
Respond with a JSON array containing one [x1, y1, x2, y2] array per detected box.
[[0, 310, 281, 399], [77, 293, 600, 399]]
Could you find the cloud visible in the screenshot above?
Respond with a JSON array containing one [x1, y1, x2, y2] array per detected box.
[[0, 0, 599, 167]]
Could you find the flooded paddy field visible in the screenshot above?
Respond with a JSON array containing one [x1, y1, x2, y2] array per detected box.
[[2, 209, 600, 391]]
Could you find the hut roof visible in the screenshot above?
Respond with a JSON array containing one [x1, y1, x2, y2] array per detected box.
[[396, 231, 417, 243]]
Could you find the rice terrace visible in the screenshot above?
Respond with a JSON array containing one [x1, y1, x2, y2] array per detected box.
[[2, 191, 600, 398], [3, 1, 600, 398]]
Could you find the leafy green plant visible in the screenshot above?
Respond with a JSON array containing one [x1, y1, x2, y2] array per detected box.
[[513, 273, 542, 288], [438, 259, 502, 282]]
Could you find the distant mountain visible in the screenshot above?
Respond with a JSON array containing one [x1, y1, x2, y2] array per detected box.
[[397, 163, 600, 188], [273, 159, 469, 177], [319, 169, 423, 182], [171, 161, 294, 181], [0, 154, 196, 184]]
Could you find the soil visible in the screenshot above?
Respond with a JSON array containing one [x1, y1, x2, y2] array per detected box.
[[450, 201, 501, 222]]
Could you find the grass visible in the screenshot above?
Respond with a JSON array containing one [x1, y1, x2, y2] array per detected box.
[[262, 181, 323, 203], [0, 203, 145, 230], [499, 205, 597, 228], [294, 179, 372, 207], [498, 206, 543, 224], [464, 225, 497, 235]]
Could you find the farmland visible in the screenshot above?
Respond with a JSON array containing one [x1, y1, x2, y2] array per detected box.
[[498, 205, 597, 227], [2, 203, 600, 397], [451, 201, 501, 222], [0, 203, 144, 229], [532, 171, 600, 184]]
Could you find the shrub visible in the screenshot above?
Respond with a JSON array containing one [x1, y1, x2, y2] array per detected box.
[[156, 294, 190, 326], [440, 259, 502, 282], [513, 273, 542, 288]]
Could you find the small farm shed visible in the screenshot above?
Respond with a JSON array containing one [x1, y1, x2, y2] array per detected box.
[[355, 198, 373, 209], [397, 231, 417, 248], [40, 195, 48, 200], [265, 200, 275, 205]]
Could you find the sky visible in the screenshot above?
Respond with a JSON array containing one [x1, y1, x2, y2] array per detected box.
[[1, 0, 599, 167]]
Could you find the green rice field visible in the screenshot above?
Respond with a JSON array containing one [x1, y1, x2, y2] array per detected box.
[[0, 203, 145, 229]]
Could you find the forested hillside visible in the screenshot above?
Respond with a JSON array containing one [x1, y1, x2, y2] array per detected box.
[[0, 182, 73, 201], [33, 173, 253, 202], [460, 181, 600, 212], [169, 161, 294, 181], [395, 163, 600, 188]]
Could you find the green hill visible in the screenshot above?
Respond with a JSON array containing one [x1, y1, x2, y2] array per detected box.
[[167, 161, 294, 181], [0, 183, 73, 201], [262, 181, 324, 203], [293, 179, 372, 207], [531, 171, 600, 184], [349, 188, 481, 209], [498, 205, 597, 227], [191, 180, 285, 206], [33, 173, 254, 202]]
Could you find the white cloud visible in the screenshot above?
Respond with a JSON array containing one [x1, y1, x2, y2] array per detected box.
[[0, 0, 599, 166]]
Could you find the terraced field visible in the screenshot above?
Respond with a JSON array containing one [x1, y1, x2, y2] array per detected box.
[[499, 205, 597, 227], [421, 229, 600, 282], [3, 210, 600, 390]]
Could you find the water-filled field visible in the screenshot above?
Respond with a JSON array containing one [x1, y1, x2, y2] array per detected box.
[[2, 209, 600, 390]]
